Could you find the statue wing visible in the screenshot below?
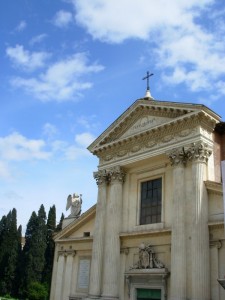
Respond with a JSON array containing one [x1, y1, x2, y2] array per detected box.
[[66, 194, 72, 210]]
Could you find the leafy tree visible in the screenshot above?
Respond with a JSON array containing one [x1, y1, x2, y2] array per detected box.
[[27, 282, 48, 300]]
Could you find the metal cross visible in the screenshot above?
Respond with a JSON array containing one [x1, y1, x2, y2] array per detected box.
[[142, 71, 153, 90]]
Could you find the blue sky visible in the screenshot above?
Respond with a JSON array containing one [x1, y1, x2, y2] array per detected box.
[[0, 0, 225, 233]]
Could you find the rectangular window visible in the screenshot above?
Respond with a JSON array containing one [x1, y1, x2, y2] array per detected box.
[[140, 178, 162, 225]]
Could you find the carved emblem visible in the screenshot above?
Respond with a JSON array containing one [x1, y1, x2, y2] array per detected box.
[[131, 243, 164, 270]]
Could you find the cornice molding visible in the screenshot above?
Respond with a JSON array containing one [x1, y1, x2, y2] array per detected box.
[[93, 110, 216, 157], [93, 115, 217, 167], [205, 180, 223, 195], [120, 228, 171, 239], [208, 221, 224, 230]]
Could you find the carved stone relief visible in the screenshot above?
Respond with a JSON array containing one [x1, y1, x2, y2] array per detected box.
[[130, 243, 164, 270], [99, 126, 197, 165]]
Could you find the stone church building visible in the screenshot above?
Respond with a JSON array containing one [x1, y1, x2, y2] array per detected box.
[[50, 87, 225, 300]]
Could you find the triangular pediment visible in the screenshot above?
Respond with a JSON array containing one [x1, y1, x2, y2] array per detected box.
[[120, 115, 172, 139], [54, 205, 96, 241], [88, 98, 220, 155]]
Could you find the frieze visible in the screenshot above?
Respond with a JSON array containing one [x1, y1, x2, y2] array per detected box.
[[98, 124, 198, 165]]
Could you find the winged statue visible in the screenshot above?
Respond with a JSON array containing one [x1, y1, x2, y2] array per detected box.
[[66, 193, 82, 217]]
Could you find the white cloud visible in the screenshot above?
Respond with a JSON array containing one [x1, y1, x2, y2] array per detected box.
[[6, 44, 50, 71], [42, 123, 58, 139], [75, 132, 96, 147], [53, 10, 73, 27], [30, 34, 47, 45], [15, 20, 27, 32], [0, 161, 11, 180], [72, 0, 225, 99], [73, 0, 211, 43], [0, 132, 51, 161], [10, 52, 104, 102]]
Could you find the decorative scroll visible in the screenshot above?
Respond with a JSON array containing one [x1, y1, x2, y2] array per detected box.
[[130, 243, 164, 270]]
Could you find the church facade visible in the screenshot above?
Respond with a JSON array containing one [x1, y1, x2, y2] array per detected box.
[[50, 93, 225, 300]]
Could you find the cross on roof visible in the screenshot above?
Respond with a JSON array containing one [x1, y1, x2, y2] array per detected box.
[[142, 71, 153, 91]]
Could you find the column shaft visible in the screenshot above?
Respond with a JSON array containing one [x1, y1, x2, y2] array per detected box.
[[88, 171, 108, 298], [54, 254, 65, 300], [170, 164, 186, 300], [102, 167, 125, 299], [62, 254, 74, 300], [191, 160, 210, 300]]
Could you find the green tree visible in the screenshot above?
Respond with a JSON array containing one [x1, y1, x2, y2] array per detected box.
[[27, 282, 48, 300]]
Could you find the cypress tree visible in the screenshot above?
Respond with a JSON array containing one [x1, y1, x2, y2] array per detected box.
[[43, 205, 56, 294], [0, 209, 21, 296], [55, 212, 64, 232]]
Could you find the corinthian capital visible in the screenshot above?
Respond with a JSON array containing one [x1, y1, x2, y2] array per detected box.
[[108, 166, 126, 184], [93, 170, 109, 186], [186, 142, 212, 163], [167, 147, 188, 166]]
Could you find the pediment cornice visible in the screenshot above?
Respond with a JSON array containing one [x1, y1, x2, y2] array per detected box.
[[92, 112, 217, 168], [88, 99, 220, 160]]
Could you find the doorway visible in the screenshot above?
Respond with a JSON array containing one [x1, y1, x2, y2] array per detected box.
[[136, 288, 161, 300]]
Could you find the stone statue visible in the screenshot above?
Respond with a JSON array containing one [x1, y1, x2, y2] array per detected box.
[[66, 193, 82, 217]]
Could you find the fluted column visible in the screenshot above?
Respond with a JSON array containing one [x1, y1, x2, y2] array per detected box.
[[88, 170, 108, 298], [189, 142, 211, 300], [102, 166, 126, 300], [168, 148, 187, 300]]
